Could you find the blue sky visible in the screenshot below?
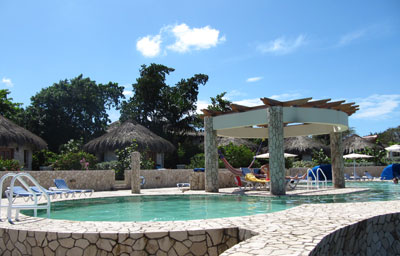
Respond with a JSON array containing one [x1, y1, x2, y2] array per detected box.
[[0, 0, 399, 136]]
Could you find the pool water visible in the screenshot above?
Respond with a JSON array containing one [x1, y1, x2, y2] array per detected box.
[[23, 182, 400, 222]]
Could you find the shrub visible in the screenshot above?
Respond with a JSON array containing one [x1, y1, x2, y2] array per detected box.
[[219, 143, 257, 168], [187, 153, 205, 169], [53, 151, 97, 170], [32, 149, 58, 170], [95, 161, 119, 170], [292, 160, 314, 168], [0, 159, 21, 171], [312, 149, 331, 165]]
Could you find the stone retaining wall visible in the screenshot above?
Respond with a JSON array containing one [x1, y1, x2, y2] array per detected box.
[[310, 213, 400, 255], [125, 169, 236, 189], [0, 170, 115, 193], [0, 227, 240, 255]]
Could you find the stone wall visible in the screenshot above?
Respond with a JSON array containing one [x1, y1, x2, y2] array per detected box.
[[0, 170, 115, 193], [0, 228, 240, 255], [310, 213, 400, 255], [125, 169, 236, 189]]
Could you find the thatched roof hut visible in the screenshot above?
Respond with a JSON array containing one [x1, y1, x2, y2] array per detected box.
[[84, 120, 175, 154], [217, 137, 258, 151], [343, 134, 381, 154], [284, 136, 328, 155], [0, 115, 47, 150]]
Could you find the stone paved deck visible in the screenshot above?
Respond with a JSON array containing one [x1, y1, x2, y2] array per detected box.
[[0, 186, 399, 255]]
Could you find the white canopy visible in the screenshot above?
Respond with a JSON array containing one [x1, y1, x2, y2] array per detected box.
[[343, 153, 373, 159], [385, 145, 400, 153], [255, 153, 298, 159]]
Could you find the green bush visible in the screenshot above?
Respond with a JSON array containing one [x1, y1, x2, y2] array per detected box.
[[312, 149, 330, 165], [115, 140, 155, 180], [95, 161, 119, 170], [219, 143, 258, 168], [53, 151, 97, 170], [0, 159, 22, 171], [292, 160, 315, 168], [32, 149, 58, 170], [187, 153, 205, 169]]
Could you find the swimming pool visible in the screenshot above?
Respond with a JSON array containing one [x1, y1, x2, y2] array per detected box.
[[23, 181, 400, 222]]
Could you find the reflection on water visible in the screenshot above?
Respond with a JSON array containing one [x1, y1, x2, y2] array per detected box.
[[22, 182, 399, 222]]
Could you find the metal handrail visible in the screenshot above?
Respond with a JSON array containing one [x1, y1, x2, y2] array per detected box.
[[316, 168, 328, 189], [0, 173, 51, 224], [306, 168, 317, 190]]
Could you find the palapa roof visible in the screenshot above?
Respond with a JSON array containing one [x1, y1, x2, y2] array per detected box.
[[217, 137, 258, 151], [284, 136, 328, 154], [0, 115, 47, 150], [342, 134, 381, 154], [84, 120, 175, 153]]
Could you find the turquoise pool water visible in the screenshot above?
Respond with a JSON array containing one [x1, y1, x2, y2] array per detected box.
[[23, 182, 400, 222]]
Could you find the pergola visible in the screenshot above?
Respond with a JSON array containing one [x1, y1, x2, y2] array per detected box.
[[201, 97, 359, 195]]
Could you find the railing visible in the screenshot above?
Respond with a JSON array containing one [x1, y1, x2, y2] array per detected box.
[[306, 168, 328, 190], [0, 173, 51, 224]]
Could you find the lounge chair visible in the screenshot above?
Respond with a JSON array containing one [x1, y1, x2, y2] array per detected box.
[[51, 179, 93, 197], [177, 183, 190, 192], [354, 173, 362, 180], [364, 171, 374, 180], [286, 173, 307, 190], [5, 186, 42, 202], [239, 168, 269, 190], [30, 186, 68, 199], [344, 173, 352, 180]]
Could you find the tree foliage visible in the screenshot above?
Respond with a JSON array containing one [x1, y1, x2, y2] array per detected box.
[[376, 125, 400, 145], [120, 64, 208, 137], [0, 89, 24, 124], [207, 92, 232, 112], [24, 75, 124, 151]]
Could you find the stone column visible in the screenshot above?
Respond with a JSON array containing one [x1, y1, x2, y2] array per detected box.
[[268, 106, 286, 195], [330, 131, 345, 188], [204, 116, 219, 192], [131, 151, 141, 194]]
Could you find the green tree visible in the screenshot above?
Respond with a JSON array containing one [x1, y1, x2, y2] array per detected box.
[[25, 75, 124, 151], [120, 64, 208, 137], [207, 92, 232, 112], [0, 89, 24, 124], [376, 125, 400, 145]]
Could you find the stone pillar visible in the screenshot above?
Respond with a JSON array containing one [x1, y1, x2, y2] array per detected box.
[[204, 116, 219, 192], [131, 151, 141, 194], [330, 132, 345, 188], [268, 106, 286, 195]]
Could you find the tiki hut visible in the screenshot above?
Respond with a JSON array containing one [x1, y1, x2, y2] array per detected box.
[[284, 136, 328, 161], [217, 137, 259, 151], [342, 134, 381, 154], [0, 115, 47, 169], [83, 120, 175, 168]]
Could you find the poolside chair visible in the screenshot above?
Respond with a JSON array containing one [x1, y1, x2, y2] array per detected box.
[[239, 168, 269, 190], [177, 183, 190, 192], [344, 173, 352, 180], [364, 171, 374, 181], [5, 186, 42, 202], [30, 186, 68, 199], [354, 173, 362, 180], [51, 179, 93, 197], [286, 173, 307, 190]]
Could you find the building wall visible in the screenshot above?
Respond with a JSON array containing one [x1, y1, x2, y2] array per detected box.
[[0, 143, 33, 170]]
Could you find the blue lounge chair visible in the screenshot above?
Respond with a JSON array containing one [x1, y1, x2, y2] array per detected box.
[[51, 179, 93, 197], [5, 186, 42, 202], [30, 186, 68, 199], [364, 171, 374, 180], [344, 173, 352, 180]]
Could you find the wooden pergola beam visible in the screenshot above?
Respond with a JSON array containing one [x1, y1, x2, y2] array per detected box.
[[301, 99, 331, 108], [260, 97, 283, 106], [282, 97, 313, 107]]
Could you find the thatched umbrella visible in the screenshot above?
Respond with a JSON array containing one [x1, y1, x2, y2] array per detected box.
[[83, 120, 175, 153], [284, 136, 328, 155], [342, 134, 381, 154], [0, 115, 47, 150], [217, 137, 258, 151]]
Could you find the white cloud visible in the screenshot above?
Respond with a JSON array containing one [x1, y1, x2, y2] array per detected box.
[[233, 98, 262, 107], [246, 77, 263, 83], [136, 23, 225, 57], [338, 29, 366, 46], [167, 23, 225, 53], [1, 77, 13, 87], [269, 93, 302, 101], [136, 35, 162, 57], [123, 90, 133, 96], [196, 100, 210, 114], [257, 35, 306, 55], [225, 90, 246, 100], [352, 94, 400, 119]]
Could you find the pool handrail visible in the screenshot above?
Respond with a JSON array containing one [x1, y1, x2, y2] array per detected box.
[[0, 172, 51, 224], [306, 168, 328, 190], [316, 168, 328, 189]]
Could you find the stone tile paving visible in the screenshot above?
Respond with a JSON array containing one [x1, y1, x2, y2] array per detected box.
[[0, 186, 399, 255]]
